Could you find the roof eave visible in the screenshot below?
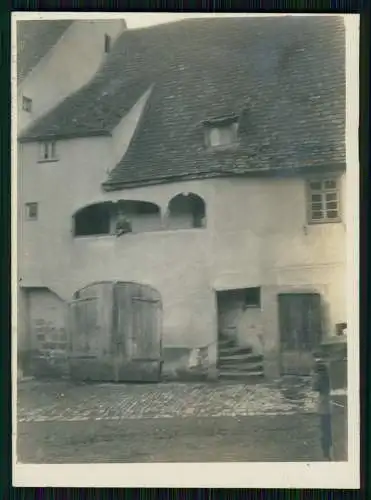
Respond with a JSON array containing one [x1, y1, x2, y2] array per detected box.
[[102, 162, 346, 191], [18, 129, 112, 143]]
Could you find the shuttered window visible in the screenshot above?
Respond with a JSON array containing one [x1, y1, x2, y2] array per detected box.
[[308, 178, 341, 223]]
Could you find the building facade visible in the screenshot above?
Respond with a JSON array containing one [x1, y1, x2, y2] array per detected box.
[[17, 16, 347, 381], [17, 19, 127, 133]]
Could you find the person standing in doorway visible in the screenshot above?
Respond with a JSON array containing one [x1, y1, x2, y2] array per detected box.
[[313, 361, 333, 461]]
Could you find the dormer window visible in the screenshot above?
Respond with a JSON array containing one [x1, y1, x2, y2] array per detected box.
[[104, 34, 111, 53], [22, 96, 32, 112], [39, 141, 57, 162], [203, 114, 239, 149]]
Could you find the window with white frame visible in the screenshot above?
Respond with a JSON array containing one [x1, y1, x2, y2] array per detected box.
[[308, 178, 341, 223], [25, 202, 38, 220], [22, 96, 32, 112], [39, 141, 57, 161]]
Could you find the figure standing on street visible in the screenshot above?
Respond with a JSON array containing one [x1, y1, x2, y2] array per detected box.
[[313, 361, 333, 461]]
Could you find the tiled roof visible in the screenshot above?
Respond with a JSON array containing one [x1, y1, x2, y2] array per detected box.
[[17, 20, 72, 83], [20, 17, 346, 189]]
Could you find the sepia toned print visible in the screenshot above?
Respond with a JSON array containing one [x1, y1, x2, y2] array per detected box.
[[13, 13, 359, 488]]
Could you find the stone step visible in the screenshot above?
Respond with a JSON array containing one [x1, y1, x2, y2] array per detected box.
[[218, 352, 263, 363], [218, 339, 237, 349], [218, 370, 264, 381], [218, 345, 253, 356], [217, 360, 263, 372]]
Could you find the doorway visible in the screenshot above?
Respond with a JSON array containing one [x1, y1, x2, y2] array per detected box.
[[278, 293, 322, 375], [216, 288, 264, 381]]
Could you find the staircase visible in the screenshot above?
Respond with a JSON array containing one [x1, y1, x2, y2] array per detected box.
[[217, 337, 264, 382]]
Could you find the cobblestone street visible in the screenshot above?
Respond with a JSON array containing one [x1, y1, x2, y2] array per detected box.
[[16, 378, 346, 463], [17, 377, 317, 422]]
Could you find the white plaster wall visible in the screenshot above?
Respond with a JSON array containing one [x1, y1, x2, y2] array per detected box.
[[111, 87, 152, 166], [19, 136, 113, 295], [19, 128, 346, 357], [18, 20, 125, 133]]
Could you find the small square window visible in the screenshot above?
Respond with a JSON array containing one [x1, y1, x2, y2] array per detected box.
[[104, 34, 111, 53], [25, 202, 38, 220], [39, 141, 58, 161], [22, 96, 32, 112], [307, 177, 341, 224]]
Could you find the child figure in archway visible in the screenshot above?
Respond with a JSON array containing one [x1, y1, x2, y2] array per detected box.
[[115, 211, 132, 237]]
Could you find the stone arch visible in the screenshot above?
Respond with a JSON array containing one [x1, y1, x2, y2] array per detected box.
[[73, 200, 162, 236], [115, 200, 162, 233], [73, 202, 113, 236]]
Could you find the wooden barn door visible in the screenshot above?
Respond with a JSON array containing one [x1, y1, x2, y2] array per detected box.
[[68, 296, 102, 373], [113, 283, 162, 382], [278, 293, 322, 375], [131, 295, 162, 362]]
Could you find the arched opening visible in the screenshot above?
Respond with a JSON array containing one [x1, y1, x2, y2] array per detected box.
[[167, 193, 206, 230], [74, 202, 113, 237], [73, 200, 162, 237], [115, 200, 162, 233]]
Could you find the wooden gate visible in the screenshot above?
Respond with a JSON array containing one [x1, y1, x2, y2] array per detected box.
[[278, 293, 322, 375], [131, 296, 162, 361], [68, 295, 101, 359], [68, 281, 163, 382], [113, 282, 162, 382]]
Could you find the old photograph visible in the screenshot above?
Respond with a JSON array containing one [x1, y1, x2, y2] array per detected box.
[[13, 13, 359, 488]]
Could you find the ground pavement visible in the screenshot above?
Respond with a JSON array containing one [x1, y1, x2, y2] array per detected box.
[[16, 377, 347, 463]]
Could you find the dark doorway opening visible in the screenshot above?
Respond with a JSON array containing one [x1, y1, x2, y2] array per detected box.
[[74, 203, 112, 236], [216, 288, 264, 382]]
